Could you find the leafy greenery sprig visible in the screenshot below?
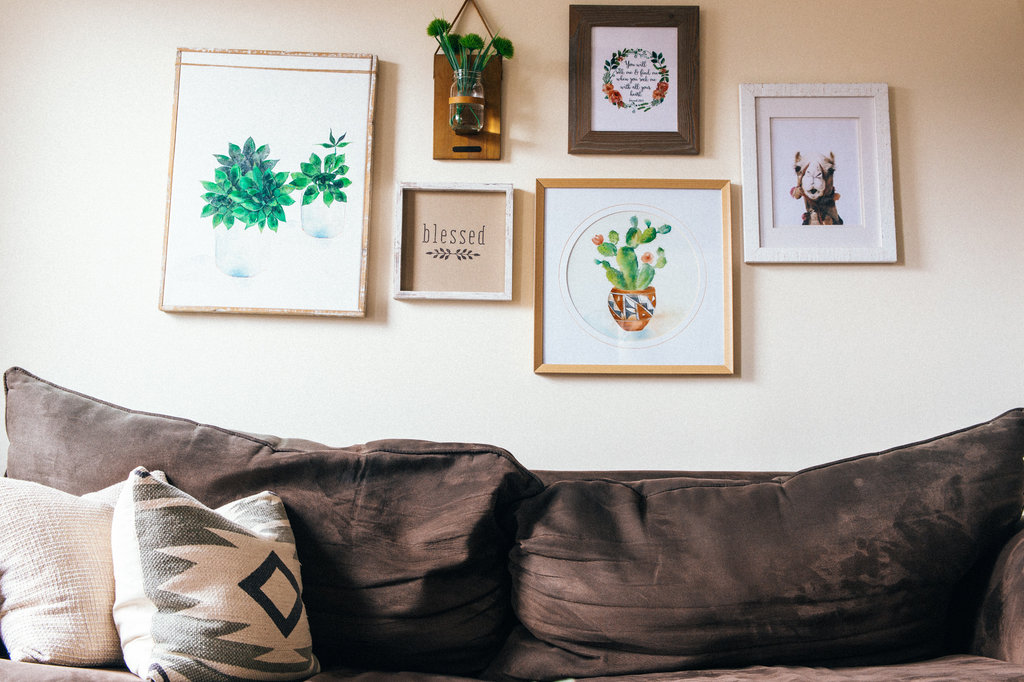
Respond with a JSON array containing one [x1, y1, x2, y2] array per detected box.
[[289, 130, 352, 207], [593, 216, 671, 290], [200, 137, 295, 232], [427, 17, 514, 74]]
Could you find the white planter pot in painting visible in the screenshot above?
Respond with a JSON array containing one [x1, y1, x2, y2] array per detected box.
[[300, 200, 346, 239], [214, 225, 272, 277]]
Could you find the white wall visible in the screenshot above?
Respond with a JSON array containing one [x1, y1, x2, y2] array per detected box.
[[1, 0, 1022, 473]]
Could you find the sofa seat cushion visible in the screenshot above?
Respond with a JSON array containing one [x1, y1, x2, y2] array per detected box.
[[499, 410, 1024, 680], [4, 656, 1024, 681], [502, 655, 1024, 681], [2, 368, 543, 675]]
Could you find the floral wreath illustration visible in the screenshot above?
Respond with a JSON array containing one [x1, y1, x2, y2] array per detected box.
[[601, 48, 670, 112]]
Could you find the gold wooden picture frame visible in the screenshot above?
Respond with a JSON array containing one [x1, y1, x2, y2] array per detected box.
[[393, 182, 513, 300], [534, 178, 733, 374], [568, 5, 699, 155]]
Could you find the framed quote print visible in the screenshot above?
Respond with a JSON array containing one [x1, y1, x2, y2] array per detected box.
[[568, 5, 699, 155], [534, 178, 733, 374], [159, 49, 378, 316], [739, 82, 896, 263]]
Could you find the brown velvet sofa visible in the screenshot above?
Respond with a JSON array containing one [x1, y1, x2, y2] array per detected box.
[[3, 366, 1024, 681]]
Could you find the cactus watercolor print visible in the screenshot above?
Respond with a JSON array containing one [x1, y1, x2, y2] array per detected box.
[[160, 49, 378, 316], [536, 180, 733, 374], [562, 208, 704, 349]]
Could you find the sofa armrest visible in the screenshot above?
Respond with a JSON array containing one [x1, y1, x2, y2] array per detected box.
[[973, 520, 1024, 662]]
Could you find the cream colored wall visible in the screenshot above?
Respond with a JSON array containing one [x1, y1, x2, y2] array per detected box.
[[1, 1, 1021, 473]]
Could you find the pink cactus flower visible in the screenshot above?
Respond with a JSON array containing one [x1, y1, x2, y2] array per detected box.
[[641, 251, 654, 264], [592, 234, 604, 245]]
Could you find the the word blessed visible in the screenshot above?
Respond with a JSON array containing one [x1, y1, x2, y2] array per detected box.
[[422, 223, 486, 246]]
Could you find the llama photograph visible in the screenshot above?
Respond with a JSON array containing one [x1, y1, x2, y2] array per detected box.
[[770, 117, 862, 229], [791, 151, 842, 225]]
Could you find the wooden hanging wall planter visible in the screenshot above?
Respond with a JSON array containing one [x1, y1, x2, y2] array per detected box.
[[430, 0, 508, 160]]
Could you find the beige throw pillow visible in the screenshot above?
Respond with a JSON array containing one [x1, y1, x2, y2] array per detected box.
[[111, 467, 319, 681], [0, 477, 129, 665]]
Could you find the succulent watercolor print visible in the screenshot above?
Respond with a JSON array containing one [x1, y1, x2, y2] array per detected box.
[[289, 129, 352, 207], [200, 137, 296, 232], [593, 215, 671, 290]]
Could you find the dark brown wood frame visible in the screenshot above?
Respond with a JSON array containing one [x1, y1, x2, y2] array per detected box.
[[568, 5, 699, 155]]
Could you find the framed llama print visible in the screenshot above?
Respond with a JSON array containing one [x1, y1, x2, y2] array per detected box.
[[534, 179, 733, 374], [568, 5, 699, 155], [739, 83, 896, 263], [159, 49, 378, 316]]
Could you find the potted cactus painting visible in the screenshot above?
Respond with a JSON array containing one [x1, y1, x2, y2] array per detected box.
[[593, 215, 671, 331], [289, 129, 352, 238], [200, 137, 295, 277]]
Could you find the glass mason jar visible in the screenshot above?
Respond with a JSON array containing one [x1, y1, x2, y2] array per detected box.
[[449, 69, 485, 135]]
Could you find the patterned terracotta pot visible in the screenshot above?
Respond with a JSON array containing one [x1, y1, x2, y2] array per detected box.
[[607, 286, 656, 331]]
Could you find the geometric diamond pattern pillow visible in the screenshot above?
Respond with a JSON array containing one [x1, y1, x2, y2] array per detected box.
[[110, 467, 319, 681]]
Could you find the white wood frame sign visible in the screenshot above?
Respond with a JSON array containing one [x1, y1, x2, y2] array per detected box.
[[393, 182, 514, 300]]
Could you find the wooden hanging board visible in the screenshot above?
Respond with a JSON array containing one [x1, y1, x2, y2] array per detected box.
[[432, 0, 503, 160]]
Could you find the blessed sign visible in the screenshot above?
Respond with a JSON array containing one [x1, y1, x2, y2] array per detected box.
[[395, 184, 512, 300], [422, 222, 487, 261]]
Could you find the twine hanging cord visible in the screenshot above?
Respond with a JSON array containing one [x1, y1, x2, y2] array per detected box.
[[433, 0, 497, 56]]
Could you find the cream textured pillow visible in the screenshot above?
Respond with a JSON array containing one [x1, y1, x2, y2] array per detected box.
[[111, 467, 319, 681], [0, 477, 130, 665]]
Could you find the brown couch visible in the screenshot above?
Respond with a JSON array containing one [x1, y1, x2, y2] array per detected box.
[[3, 366, 1024, 681]]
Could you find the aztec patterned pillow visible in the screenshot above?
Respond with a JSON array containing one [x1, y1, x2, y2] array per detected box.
[[111, 467, 319, 681]]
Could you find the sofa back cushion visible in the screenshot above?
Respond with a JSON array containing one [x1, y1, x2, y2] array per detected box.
[[209, 439, 542, 673], [3, 367, 321, 498], [3, 368, 543, 674], [495, 409, 1024, 680]]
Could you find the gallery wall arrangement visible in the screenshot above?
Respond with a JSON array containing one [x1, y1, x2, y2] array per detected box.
[[154, 3, 899, 377]]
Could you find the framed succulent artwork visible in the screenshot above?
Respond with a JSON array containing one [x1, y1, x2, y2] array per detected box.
[[159, 49, 378, 316], [568, 5, 699, 155], [534, 179, 733, 374]]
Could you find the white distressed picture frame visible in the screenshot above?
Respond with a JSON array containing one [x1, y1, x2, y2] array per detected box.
[[739, 83, 896, 263], [393, 182, 514, 301]]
